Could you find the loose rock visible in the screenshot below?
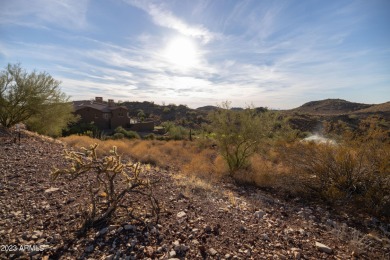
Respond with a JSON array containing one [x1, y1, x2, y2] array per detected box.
[[254, 210, 266, 219], [209, 248, 218, 256], [177, 211, 187, 218], [315, 242, 332, 254]]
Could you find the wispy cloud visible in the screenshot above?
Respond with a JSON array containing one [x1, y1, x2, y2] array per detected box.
[[125, 0, 216, 43], [0, 0, 90, 29], [1, 1, 388, 108]]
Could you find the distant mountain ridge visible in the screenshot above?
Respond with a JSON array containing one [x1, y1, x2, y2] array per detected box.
[[291, 99, 374, 115], [286, 99, 390, 133], [196, 105, 219, 111]]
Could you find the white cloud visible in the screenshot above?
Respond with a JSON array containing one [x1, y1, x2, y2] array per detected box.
[[125, 0, 216, 43], [0, 0, 90, 29], [2, 1, 389, 109]]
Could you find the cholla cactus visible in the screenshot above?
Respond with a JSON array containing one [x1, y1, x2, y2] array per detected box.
[[52, 144, 158, 233]]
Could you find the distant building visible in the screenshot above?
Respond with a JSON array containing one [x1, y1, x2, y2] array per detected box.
[[73, 97, 154, 132], [73, 97, 131, 130]]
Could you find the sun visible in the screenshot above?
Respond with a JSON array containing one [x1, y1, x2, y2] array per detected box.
[[163, 37, 199, 69]]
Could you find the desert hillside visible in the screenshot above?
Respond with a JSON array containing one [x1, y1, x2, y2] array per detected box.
[[353, 102, 390, 115], [290, 99, 372, 115], [284, 99, 390, 133], [1, 132, 389, 259]]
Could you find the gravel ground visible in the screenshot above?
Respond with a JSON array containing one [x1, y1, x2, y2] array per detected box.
[[1, 132, 389, 259]]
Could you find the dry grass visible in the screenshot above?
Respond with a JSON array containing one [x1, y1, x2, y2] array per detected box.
[[182, 151, 214, 178], [225, 190, 237, 207], [60, 135, 229, 199], [214, 154, 229, 177], [173, 173, 215, 197], [60, 134, 390, 218], [59, 136, 294, 196], [60, 135, 220, 176]]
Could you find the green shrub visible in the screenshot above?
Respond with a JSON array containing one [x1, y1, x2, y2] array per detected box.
[[143, 133, 156, 140], [161, 122, 189, 140], [115, 126, 140, 139], [63, 122, 100, 138], [113, 133, 125, 139]]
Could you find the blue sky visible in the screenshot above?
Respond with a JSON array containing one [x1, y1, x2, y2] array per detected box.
[[0, 0, 389, 109]]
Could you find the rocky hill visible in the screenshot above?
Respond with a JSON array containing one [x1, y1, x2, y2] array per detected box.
[[285, 99, 390, 133], [196, 106, 219, 112], [290, 99, 372, 115], [353, 102, 390, 116], [1, 132, 389, 259]]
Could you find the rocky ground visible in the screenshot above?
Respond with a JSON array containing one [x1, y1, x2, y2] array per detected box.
[[1, 132, 390, 259]]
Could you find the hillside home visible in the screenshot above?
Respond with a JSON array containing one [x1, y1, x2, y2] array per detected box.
[[73, 97, 131, 130]]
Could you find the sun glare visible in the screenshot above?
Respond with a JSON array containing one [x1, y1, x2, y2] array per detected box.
[[163, 37, 199, 69]]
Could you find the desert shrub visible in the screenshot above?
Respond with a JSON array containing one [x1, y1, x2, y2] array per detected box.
[[284, 140, 390, 216], [52, 144, 159, 233], [248, 154, 275, 187], [355, 116, 389, 143], [63, 122, 101, 138], [324, 115, 390, 144], [161, 122, 189, 140], [113, 132, 125, 139], [115, 126, 140, 139], [195, 136, 217, 150], [143, 133, 156, 140], [209, 101, 295, 174]]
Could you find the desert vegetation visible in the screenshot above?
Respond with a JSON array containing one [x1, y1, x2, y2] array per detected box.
[[1, 96, 389, 259], [0, 63, 78, 136], [58, 101, 389, 221]]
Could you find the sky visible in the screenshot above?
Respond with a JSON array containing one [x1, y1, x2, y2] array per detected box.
[[0, 0, 389, 109]]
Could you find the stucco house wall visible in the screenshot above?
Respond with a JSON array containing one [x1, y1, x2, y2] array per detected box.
[[75, 107, 110, 129], [110, 107, 130, 130]]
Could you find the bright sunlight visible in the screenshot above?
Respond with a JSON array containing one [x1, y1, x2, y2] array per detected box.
[[163, 37, 199, 69]]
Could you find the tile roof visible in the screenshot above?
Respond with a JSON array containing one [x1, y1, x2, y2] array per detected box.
[[73, 100, 128, 112]]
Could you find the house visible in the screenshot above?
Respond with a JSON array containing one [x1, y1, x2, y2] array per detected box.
[[73, 97, 131, 130], [73, 97, 154, 132]]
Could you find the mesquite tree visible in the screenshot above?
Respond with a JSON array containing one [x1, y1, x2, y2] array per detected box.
[[0, 63, 77, 136]]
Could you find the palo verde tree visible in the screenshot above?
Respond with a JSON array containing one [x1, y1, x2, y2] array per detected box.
[[209, 101, 295, 174], [0, 63, 78, 136]]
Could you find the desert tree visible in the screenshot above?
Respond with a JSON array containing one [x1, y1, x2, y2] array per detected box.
[[0, 63, 78, 136], [209, 101, 294, 174]]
